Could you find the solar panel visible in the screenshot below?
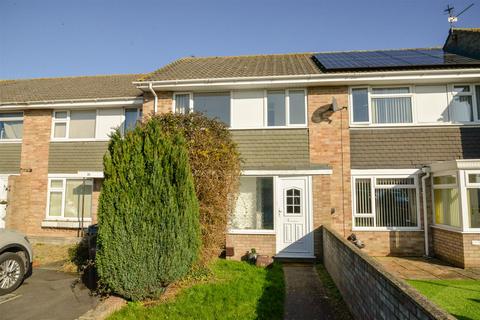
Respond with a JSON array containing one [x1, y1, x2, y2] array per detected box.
[[312, 48, 480, 71]]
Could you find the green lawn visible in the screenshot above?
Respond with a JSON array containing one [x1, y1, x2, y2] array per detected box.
[[108, 259, 285, 320], [407, 279, 480, 320]]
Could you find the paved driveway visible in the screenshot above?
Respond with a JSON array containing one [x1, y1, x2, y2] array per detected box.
[[0, 268, 98, 320]]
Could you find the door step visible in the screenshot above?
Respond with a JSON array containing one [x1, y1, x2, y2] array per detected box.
[[274, 256, 316, 264]]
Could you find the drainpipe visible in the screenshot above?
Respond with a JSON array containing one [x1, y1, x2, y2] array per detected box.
[[421, 166, 431, 257], [148, 82, 158, 114]]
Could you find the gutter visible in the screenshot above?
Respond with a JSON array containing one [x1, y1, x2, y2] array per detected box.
[[148, 82, 158, 114], [421, 166, 431, 257]]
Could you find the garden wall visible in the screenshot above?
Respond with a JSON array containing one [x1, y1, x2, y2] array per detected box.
[[322, 226, 455, 320]]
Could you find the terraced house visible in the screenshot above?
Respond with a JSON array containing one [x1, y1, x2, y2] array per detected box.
[[1, 28, 480, 267]]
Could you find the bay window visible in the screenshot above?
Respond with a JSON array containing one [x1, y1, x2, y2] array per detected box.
[[47, 178, 93, 220], [0, 112, 23, 140], [230, 177, 274, 231], [353, 175, 419, 229]]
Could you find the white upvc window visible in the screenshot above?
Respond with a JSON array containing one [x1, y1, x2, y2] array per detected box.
[[229, 176, 275, 234], [172, 89, 307, 129], [51, 108, 141, 140], [0, 112, 23, 141], [352, 174, 420, 230], [465, 171, 480, 230], [46, 178, 93, 221], [432, 173, 461, 229], [449, 84, 478, 123], [350, 83, 480, 126], [350, 86, 413, 125]]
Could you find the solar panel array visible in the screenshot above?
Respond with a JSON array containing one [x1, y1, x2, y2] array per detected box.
[[312, 48, 480, 71]]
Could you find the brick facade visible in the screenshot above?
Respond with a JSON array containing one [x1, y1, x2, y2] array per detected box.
[[225, 234, 276, 260], [432, 227, 480, 268]]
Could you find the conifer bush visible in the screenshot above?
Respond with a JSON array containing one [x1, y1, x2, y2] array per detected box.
[[96, 118, 201, 301]]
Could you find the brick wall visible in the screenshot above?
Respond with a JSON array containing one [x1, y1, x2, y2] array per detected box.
[[226, 234, 275, 260], [142, 91, 173, 117], [5, 109, 77, 237], [432, 227, 480, 268], [308, 86, 351, 237], [354, 231, 425, 256], [323, 226, 455, 320]]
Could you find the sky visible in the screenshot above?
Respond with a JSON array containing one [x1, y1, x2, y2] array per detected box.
[[0, 0, 479, 80]]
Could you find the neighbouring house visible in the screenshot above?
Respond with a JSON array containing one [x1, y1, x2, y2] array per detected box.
[[1, 28, 479, 267]]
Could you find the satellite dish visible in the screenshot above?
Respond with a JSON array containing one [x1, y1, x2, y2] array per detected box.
[[332, 97, 340, 112]]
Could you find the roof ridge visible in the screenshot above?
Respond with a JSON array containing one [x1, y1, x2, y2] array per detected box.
[[0, 73, 143, 82], [314, 47, 442, 54]]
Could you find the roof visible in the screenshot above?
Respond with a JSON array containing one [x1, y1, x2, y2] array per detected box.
[[444, 28, 480, 60], [140, 53, 322, 81], [139, 46, 480, 82], [0, 74, 143, 105]]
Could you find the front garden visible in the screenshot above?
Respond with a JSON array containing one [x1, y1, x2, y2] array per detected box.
[[108, 260, 284, 320], [408, 279, 480, 320]]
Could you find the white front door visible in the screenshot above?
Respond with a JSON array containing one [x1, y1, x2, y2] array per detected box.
[[0, 176, 9, 229], [276, 176, 313, 257]]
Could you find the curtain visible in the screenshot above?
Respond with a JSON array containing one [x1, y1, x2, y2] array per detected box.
[[372, 97, 413, 124]]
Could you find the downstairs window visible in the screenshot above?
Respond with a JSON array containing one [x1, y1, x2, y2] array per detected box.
[[230, 177, 274, 231], [353, 175, 419, 229], [47, 178, 93, 220]]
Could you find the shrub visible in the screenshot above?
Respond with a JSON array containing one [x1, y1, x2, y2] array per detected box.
[[96, 118, 201, 301], [151, 113, 241, 263]]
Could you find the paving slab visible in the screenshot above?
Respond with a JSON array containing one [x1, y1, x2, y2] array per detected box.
[[283, 263, 336, 320]]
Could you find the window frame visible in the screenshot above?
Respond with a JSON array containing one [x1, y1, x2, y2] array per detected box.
[[350, 83, 480, 127], [46, 177, 93, 221], [228, 175, 277, 235], [449, 84, 478, 123], [51, 108, 141, 141], [349, 85, 415, 126], [463, 170, 480, 232], [352, 173, 421, 231], [431, 171, 462, 231], [172, 89, 308, 129], [0, 111, 24, 142]]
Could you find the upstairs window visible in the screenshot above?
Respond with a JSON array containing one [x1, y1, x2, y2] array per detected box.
[[52, 108, 141, 140], [0, 112, 23, 140], [193, 92, 231, 126], [267, 89, 306, 127], [351, 87, 413, 124], [451, 85, 474, 122]]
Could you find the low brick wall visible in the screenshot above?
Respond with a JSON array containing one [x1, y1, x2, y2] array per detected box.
[[322, 226, 455, 320], [226, 233, 275, 260]]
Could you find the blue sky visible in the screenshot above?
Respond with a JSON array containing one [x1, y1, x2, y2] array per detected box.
[[1, 0, 479, 79]]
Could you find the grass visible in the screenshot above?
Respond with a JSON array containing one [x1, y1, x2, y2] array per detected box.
[[108, 259, 285, 320], [407, 279, 480, 320], [315, 264, 352, 320], [32, 243, 77, 272]]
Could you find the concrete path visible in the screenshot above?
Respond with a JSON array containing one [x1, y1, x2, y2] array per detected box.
[[0, 268, 98, 320], [283, 263, 336, 320]]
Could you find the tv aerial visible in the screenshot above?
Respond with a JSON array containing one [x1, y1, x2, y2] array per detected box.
[[444, 3, 475, 30]]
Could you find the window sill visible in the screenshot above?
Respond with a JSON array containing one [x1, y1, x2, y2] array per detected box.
[[42, 219, 92, 229], [352, 227, 422, 232], [50, 138, 110, 142], [228, 229, 276, 235], [431, 224, 480, 234], [0, 139, 22, 144], [350, 123, 480, 129]]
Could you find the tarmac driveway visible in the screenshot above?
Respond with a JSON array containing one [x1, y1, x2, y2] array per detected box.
[[0, 268, 99, 320]]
